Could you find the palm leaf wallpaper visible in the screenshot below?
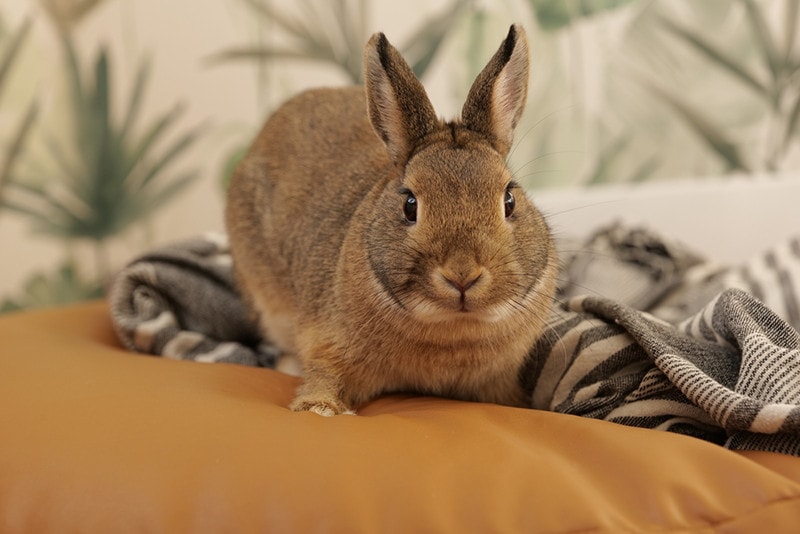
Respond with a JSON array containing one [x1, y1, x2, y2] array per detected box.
[[0, 0, 798, 312]]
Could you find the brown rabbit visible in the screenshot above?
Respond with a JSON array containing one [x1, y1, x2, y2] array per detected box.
[[226, 24, 557, 416]]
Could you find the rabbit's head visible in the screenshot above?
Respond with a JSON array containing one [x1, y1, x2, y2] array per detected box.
[[356, 25, 556, 328]]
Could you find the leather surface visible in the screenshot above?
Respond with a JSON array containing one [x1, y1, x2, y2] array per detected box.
[[2, 301, 800, 532]]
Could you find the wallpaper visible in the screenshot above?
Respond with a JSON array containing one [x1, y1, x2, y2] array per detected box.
[[0, 0, 798, 311]]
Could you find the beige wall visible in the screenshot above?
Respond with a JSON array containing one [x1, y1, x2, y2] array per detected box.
[[0, 0, 464, 302]]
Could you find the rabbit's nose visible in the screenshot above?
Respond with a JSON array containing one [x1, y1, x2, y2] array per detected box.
[[440, 267, 484, 296]]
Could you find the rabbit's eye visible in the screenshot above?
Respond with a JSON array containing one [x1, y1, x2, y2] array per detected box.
[[504, 188, 515, 218], [403, 193, 417, 223]]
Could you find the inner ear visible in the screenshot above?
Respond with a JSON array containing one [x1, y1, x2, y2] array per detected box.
[[364, 32, 439, 166], [461, 24, 530, 156]]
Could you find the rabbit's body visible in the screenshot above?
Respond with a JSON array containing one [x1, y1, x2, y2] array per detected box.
[[227, 87, 380, 353], [227, 25, 558, 415]]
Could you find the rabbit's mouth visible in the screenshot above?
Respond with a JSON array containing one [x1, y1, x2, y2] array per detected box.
[[407, 267, 520, 322], [402, 268, 555, 327], [404, 295, 511, 325]]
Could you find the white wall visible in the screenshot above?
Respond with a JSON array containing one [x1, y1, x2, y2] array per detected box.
[[536, 173, 800, 264]]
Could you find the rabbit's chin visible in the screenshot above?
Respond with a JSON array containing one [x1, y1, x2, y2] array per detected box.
[[405, 298, 518, 325]]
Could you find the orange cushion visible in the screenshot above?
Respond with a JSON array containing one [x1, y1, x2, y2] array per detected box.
[[2, 301, 800, 531]]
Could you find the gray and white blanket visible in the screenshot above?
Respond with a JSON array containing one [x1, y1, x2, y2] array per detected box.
[[108, 224, 800, 456]]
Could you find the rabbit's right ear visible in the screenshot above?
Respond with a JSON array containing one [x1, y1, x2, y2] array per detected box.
[[462, 25, 530, 157], [364, 33, 439, 166]]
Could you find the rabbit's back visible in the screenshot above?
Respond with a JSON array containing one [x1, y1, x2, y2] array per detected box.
[[226, 87, 386, 351]]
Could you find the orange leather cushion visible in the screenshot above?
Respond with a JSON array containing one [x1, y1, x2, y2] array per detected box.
[[2, 301, 800, 532]]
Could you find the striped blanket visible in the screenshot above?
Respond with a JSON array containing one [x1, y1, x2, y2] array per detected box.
[[108, 224, 800, 455]]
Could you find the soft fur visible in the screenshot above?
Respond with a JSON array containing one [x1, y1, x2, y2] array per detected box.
[[226, 24, 558, 416]]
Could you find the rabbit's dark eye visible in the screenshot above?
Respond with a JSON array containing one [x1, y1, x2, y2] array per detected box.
[[403, 193, 417, 223], [504, 187, 515, 218]]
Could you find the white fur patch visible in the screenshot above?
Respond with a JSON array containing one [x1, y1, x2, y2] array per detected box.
[[276, 354, 303, 377]]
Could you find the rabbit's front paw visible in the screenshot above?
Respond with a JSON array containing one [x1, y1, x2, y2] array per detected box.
[[290, 396, 354, 416]]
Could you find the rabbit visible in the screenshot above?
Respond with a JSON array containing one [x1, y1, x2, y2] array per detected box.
[[226, 24, 558, 416]]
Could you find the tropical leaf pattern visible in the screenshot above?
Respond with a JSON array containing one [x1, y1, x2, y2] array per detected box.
[[0, 0, 797, 312]]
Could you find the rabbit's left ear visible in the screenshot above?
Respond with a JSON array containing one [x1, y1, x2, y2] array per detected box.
[[462, 24, 530, 157], [364, 32, 439, 166]]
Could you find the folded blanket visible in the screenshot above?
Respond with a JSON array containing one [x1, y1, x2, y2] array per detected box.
[[108, 234, 277, 368], [108, 225, 800, 455]]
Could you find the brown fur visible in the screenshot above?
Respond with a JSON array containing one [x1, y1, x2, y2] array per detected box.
[[226, 25, 558, 416]]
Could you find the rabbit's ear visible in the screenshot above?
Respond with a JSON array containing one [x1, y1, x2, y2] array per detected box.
[[364, 33, 438, 166], [462, 24, 529, 157]]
